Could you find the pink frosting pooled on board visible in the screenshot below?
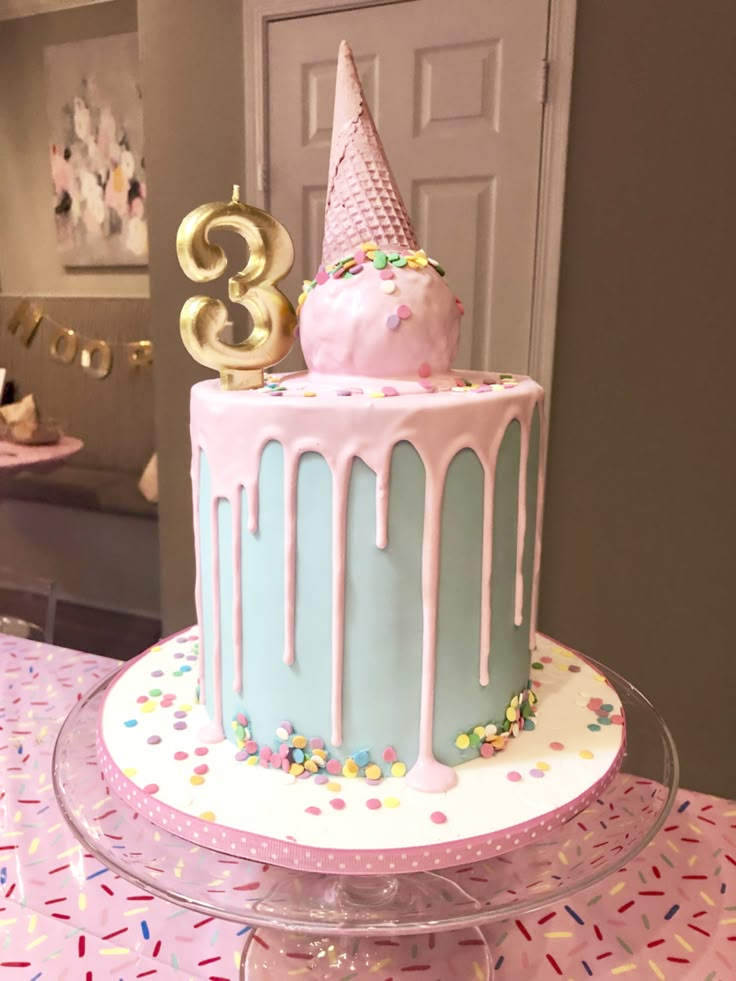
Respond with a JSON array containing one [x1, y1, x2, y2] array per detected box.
[[299, 263, 461, 378]]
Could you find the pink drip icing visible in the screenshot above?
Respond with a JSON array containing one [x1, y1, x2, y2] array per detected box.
[[191, 444, 205, 704], [190, 374, 544, 791], [529, 401, 548, 650], [198, 719, 226, 743], [283, 452, 300, 665], [330, 458, 350, 746], [202, 496, 225, 743], [405, 461, 458, 793], [232, 490, 243, 694], [478, 457, 497, 688], [514, 422, 530, 627]]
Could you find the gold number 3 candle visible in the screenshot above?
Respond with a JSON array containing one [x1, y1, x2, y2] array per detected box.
[[176, 185, 297, 390]]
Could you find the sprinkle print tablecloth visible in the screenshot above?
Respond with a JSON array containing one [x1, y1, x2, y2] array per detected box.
[[1, 632, 734, 980]]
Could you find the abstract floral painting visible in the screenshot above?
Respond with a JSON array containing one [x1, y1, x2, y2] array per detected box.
[[44, 33, 147, 267]]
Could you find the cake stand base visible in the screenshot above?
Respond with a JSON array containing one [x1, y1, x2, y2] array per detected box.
[[96, 631, 625, 874]]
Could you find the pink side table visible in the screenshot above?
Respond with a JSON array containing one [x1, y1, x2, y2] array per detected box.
[[0, 435, 83, 478]]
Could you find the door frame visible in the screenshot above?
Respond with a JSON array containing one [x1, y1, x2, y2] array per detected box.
[[243, 0, 576, 410]]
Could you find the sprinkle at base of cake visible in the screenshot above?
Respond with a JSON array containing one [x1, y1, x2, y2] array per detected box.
[[97, 632, 625, 874]]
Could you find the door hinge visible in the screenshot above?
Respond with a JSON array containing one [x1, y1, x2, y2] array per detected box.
[[540, 58, 550, 105]]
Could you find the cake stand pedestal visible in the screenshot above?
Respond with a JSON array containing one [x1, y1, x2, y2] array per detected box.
[[53, 660, 678, 980]]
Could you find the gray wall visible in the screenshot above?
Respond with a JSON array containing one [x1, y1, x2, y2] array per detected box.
[[138, 1, 736, 796], [540, 1, 736, 798], [137, 0, 244, 631]]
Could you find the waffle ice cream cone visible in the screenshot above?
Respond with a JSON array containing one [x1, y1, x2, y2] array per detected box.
[[322, 41, 417, 266]]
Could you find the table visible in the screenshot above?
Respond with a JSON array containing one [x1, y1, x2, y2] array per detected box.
[[0, 632, 734, 980], [0, 435, 83, 478]]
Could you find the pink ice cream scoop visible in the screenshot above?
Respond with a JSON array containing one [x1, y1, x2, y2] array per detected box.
[[299, 257, 461, 379]]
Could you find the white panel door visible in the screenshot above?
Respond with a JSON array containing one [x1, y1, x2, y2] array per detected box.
[[267, 0, 548, 375]]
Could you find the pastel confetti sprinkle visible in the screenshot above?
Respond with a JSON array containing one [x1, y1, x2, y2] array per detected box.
[[430, 811, 447, 824], [386, 313, 401, 330], [396, 304, 411, 319], [507, 771, 522, 782]]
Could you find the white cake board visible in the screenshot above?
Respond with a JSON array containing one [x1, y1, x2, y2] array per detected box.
[[97, 633, 625, 874]]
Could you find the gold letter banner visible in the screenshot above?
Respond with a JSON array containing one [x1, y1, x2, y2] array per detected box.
[[49, 325, 79, 364], [7, 300, 43, 347], [5, 300, 153, 379]]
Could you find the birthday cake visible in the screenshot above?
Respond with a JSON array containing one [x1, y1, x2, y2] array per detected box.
[[96, 42, 625, 871], [188, 41, 544, 794]]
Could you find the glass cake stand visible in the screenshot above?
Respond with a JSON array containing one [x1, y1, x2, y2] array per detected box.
[[53, 659, 678, 980]]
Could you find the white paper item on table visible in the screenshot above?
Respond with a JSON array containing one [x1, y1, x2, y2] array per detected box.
[[138, 451, 158, 503]]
